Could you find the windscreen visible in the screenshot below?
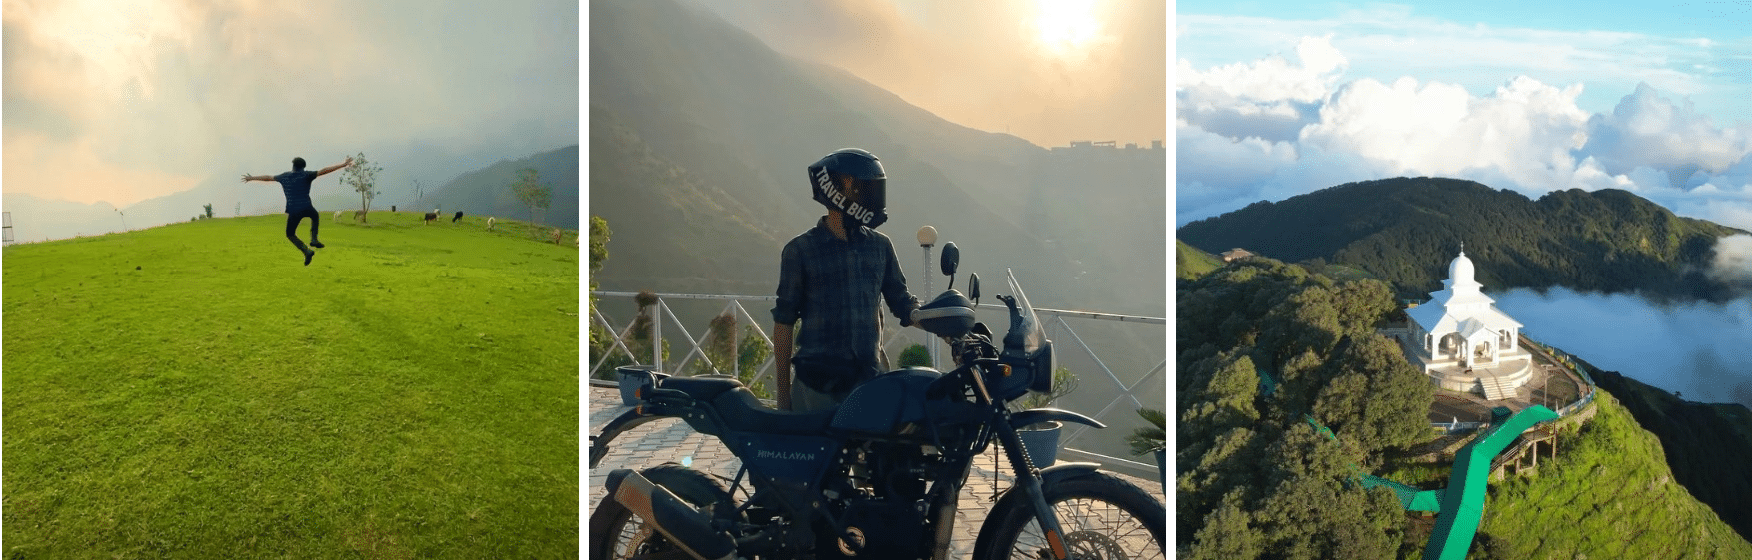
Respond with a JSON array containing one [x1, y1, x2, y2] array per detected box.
[[1005, 268, 1045, 355]]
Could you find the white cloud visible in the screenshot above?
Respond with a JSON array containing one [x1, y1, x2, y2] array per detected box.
[[1494, 288, 1752, 408], [1176, 37, 1752, 232], [1176, 36, 1345, 143], [1711, 235, 1752, 286], [1581, 83, 1752, 185]]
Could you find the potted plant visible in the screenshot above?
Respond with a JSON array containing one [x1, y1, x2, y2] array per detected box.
[[1126, 407, 1168, 493], [897, 343, 932, 368], [1014, 367, 1078, 467]]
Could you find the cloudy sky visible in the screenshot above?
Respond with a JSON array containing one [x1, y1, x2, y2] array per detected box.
[[1176, 1, 1752, 231], [3, 0, 576, 220], [1176, 2, 1752, 403], [689, 0, 1167, 150]]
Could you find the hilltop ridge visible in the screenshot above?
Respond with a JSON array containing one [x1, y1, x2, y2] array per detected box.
[[1177, 177, 1746, 302]]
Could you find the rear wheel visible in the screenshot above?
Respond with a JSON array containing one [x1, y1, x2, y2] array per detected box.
[[588, 464, 738, 560], [973, 472, 1167, 560]]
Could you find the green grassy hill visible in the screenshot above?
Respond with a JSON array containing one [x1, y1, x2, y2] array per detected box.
[[1176, 238, 1224, 280], [1586, 365, 1752, 543], [1468, 391, 1752, 559], [2, 213, 579, 558]]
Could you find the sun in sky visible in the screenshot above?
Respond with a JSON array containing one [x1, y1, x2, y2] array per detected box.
[[1032, 0, 1102, 58]]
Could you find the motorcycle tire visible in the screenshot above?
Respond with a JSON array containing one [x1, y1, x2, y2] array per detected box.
[[971, 471, 1167, 560], [588, 463, 738, 560]]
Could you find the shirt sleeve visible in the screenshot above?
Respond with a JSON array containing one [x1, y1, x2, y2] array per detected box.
[[880, 237, 921, 326], [772, 239, 805, 325]]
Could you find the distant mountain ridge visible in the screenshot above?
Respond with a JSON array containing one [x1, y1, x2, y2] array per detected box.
[[3, 144, 578, 243], [1177, 177, 1746, 302], [423, 144, 579, 229], [587, 0, 1165, 315]]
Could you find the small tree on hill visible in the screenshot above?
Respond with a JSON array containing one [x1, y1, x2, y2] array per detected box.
[[510, 168, 552, 231], [203, 203, 214, 219], [341, 152, 383, 222]]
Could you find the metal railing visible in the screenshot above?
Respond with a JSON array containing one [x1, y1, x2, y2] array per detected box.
[[588, 290, 1166, 478]]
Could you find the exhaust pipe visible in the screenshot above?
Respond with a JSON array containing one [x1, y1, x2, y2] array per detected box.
[[605, 469, 737, 560]]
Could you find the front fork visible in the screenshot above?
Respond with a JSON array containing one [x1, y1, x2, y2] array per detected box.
[[992, 419, 1072, 560]]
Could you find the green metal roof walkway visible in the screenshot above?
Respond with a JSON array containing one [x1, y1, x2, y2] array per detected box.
[[1304, 404, 1559, 560]]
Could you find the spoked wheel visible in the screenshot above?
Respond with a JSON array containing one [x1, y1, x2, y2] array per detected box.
[[973, 472, 1167, 560], [588, 464, 738, 560]]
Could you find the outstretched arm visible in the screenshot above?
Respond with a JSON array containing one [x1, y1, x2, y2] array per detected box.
[[241, 173, 274, 182], [316, 156, 354, 177]]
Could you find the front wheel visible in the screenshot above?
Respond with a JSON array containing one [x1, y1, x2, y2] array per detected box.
[[972, 471, 1166, 560]]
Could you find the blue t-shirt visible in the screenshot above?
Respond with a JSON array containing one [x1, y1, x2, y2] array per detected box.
[[274, 170, 320, 213]]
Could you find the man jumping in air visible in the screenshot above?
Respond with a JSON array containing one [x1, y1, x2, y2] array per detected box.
[[242, 156, 352, 265]]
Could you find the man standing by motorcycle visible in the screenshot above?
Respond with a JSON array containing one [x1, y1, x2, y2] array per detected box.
[[772, 148, 921, 412]]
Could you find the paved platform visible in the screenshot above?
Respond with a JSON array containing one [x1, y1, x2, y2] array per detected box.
[[1426, 349, 1587, 425], [585, 384, 1166, 558]]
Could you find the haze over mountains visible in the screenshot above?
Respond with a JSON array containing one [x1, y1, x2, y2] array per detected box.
[[588, 0, 1165, 318], [2, 142, 578, 243]]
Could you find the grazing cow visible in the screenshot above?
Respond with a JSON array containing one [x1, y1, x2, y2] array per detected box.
[[423, 212, 438, 225], [486, 217, 496, 231], [353, 210, 366, 222], [452, 211, 464, 223], [551, 228, 564, 245], [333, 210, 343, 221]]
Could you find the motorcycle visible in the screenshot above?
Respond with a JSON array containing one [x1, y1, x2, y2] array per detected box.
[[588, 243, 1165, 559]]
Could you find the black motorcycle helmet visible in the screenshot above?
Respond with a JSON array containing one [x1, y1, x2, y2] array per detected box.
[[807, 148, 887, 229]]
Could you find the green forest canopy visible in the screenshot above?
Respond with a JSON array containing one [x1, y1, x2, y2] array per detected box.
[[1178, 177, 1745, 302]]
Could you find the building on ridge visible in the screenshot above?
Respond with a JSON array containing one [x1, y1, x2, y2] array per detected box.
[[1389, 245, 1535, 401]]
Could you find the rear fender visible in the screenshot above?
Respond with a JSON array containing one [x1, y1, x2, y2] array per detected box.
[[588, 408, 671, 468]]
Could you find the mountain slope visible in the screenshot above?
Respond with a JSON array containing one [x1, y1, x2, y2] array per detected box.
[[1176, 258, 1752, 558], [1177, 177, 1745, 302], [423, 144, 579, 229], [587, 0, 1164, 315], [1586, 364, 1752, 542], [1471, 390, 1752, 559]]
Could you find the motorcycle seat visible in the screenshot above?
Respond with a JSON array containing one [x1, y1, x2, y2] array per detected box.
[[659, 375, 744, 401], [710, 387, 837, 436]]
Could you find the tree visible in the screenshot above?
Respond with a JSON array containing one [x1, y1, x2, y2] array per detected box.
[[587, 216, 619, 379], [203, 203, 213, 219], [511, 168, 552, 229], [341, 152, 383, 221], [736, 326, 774, 399], [689, 313, 737, 376]]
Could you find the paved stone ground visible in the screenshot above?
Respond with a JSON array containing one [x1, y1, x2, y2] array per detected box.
[[586, 385, 1166, 558]]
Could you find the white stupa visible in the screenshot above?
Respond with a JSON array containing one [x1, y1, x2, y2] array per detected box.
[[1401, 245, 1534, 400]]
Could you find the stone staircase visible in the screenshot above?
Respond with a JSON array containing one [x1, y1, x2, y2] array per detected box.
[[1479, 375, 1517, 401]]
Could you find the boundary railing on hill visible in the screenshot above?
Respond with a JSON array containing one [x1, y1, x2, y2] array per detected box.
[[588, 290, 1166, 480], [1425, 334, 1597, 437]]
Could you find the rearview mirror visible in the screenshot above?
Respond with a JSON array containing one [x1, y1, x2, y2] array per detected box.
[[968, 273, 981, 304], [940, 242, 959, 277]]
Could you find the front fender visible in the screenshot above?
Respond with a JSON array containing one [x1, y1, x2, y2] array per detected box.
[[1009, 408, 1105, 430]]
